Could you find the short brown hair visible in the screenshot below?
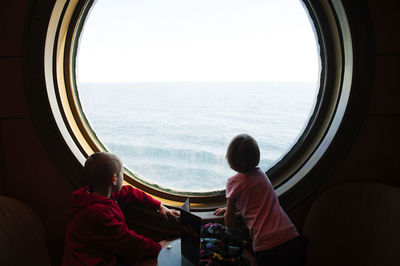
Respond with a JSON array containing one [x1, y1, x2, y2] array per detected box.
[[84, 152, 123, 186], [226, 134, 260, 173]]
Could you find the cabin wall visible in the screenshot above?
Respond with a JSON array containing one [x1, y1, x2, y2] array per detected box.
[[331, 0, 400, 186], [0, 0, 399, 265], [0, 1, 74, 264], [287, 0, 400, 232]]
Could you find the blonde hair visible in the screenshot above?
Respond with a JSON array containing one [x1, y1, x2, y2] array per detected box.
[[84, 152, 123, 186], [226, 134, 260, 173]]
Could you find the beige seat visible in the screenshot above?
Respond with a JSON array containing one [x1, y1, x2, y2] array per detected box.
[[303, 182, 400, 266], [0, 195, 50, 266]]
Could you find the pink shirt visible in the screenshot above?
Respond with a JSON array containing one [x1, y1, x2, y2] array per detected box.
[[226, 167, 299, 252]]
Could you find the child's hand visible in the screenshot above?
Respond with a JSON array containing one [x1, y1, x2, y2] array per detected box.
[[213, 207, 227, 216], [159, 240, 169, 248], [159, 204, 180, 222]]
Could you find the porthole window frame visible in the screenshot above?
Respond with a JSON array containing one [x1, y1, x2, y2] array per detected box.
[[24, 0, 373, 210]]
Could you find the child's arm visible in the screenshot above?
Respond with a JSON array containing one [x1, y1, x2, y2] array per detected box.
[[88, 204, 162, 258], [115, 186, 180, 221], [115, 185, 161, 210], [224, 197, 237, 228]]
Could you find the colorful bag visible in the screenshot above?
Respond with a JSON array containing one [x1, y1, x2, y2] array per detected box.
[[199, 223, 250, 266]]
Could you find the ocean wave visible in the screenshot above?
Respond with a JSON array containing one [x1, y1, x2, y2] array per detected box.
[[79, 81, 317, 192], [106, 142, 225, 166]]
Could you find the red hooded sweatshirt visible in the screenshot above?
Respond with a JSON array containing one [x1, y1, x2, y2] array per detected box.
[[62, 185, 162, 266]]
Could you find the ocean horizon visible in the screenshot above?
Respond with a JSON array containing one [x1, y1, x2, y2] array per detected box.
[[77, 81, 317, 192]]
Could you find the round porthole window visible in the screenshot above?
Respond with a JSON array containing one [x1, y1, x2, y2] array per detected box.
[[76, 0, 320, 194], [35, 0, 358, 207]]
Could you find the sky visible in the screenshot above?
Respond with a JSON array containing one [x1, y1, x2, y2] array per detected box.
[[77, 0, 320, 83]]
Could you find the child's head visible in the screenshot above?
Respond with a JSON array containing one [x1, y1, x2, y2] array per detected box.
[[226, 134, 260, 173], [84, 152, 123, 192]]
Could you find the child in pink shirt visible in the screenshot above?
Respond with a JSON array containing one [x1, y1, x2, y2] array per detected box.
[[214, 134, 307, 266]]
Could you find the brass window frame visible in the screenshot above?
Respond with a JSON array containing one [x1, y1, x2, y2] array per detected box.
[[22, 0, 372, 210]]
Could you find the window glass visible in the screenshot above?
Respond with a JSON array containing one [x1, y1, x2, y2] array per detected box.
[[76, 0, 320, 192]]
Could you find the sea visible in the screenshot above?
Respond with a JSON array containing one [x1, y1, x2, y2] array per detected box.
[[77, 81, 317, 193]]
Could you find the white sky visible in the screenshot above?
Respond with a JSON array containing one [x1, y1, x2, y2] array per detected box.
[[77, 0, 320, 83]]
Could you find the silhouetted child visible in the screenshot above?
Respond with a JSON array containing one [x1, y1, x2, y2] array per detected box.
[[214, 134, 307, 266], [62, 152, 179, 265]]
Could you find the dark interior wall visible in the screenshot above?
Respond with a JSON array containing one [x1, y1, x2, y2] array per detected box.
[[330, 0, 400, 187], [286, 0, 400, 232], [0, 1, 74, 264], [0, 0, 399, 265]]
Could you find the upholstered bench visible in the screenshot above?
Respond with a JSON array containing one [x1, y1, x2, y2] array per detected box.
[[0, 195, 50, 266]]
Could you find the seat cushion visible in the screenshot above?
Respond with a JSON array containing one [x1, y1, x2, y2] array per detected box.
[[0, 195, 50, 266]]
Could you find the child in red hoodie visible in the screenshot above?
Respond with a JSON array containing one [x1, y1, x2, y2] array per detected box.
[[62, 152, 179, 266]]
